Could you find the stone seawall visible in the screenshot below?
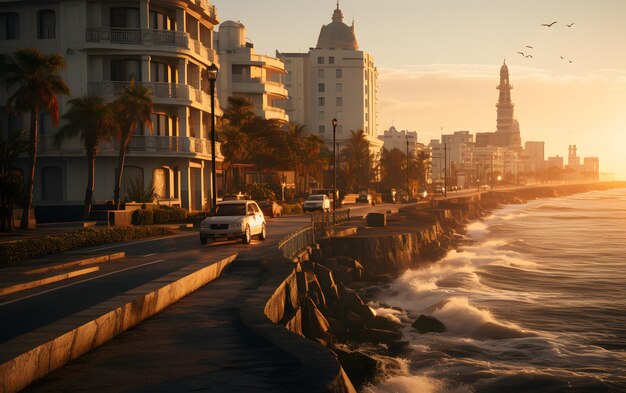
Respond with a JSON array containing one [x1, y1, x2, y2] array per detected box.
[[257, 182, 626, 389]]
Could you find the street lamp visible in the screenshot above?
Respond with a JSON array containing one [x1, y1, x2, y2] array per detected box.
[[206, 63, 219, 211], [406, 134, 410, 199], [332, 118, 338, 212]]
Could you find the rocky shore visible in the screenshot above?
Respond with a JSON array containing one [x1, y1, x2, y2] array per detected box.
[[252, 182, 626, 392]]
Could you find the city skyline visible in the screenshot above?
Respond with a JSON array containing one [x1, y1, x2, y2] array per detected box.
[[213, 0, 626, 178]]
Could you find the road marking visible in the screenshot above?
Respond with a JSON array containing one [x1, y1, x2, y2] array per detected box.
[[142, 253, 157, 258], [0, 259, 166, 308], [83, 233, 193, 253]]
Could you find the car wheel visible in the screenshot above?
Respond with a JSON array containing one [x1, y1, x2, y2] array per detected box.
[[258, 223, 267, 241], [242, 225, 251, 244], [200, 236, 207, 245]]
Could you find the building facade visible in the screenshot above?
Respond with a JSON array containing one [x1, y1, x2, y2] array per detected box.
[[214, 20, 288, 121], [277, 4, 383, 155], [0, 0, 222, 216]]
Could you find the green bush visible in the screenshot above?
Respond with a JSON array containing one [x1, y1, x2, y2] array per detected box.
[[152, 207, 188, 224], [132, 209, 154, 225], [282, 203, 303, 215], [0, 226, 173, 266]]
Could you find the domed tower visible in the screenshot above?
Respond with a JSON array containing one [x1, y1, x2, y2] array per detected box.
[[316, 3, 359, 50], [495, 60, 521, 149]]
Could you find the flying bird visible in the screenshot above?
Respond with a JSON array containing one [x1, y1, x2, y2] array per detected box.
[[560, 56, 566, 59], [525, 45, 534, 49], [541, 21, 558, 27], [569, 60, 573, 63], [525, 54, 533, 58], [517, 51, 525, 56], [566, 23, 575, 27]]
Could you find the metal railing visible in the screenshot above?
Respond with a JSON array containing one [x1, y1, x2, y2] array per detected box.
[[278, 226, 315, 260], [310, 209, 351, 229]]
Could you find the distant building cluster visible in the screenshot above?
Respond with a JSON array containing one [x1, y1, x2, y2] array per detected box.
[[0, 0, 603, 217]]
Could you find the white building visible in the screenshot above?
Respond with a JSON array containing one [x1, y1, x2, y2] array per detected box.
[[0, 0, 222, 218], [378, 126, 417, 153], [429, 131, 474, 186], [214, 20, 288, 122], [277, 4, 383, 155]]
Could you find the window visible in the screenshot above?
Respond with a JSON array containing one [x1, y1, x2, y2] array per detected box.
[[41, 166, 62, 201], [329, 56, 335, 64], [317, 56, 324, 64], [318, 97, 325, 107], [37, 10, 55, 39], [318, 111, 325, 121], [152, 113, 170, 136], [336, 83, 342, 93], [319, 125, 325, 134], [318, 69, 324, 79], [336, 97, 343, 106], [318, 83, 325, 93], [110, 7, 140, 28], [0, 13, 19, 40], [0, 108, 23, 137], [111, 59, 141, 81], [149, 10, 173, 30], [150, 62, 172, 82], [336, 69, 342, 78]]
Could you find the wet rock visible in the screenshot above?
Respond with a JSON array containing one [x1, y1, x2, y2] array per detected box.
[[412, 315, 446, 334], [387, 340, 411, 356], [329, 345, 379, 388], [345, 311, 365, 330], [356, 328, 403, 344], [366, 315, 400, 331]]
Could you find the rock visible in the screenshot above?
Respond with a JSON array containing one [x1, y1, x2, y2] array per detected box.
[[387, 341, 411, 356], [345, 311, 365, 330], [326, 316, 349, 339], [302, 296, 332, 340], [411, 315, 446, 334], [356, 328, 403, 344], [366, 315, 400, 331], [285, 309, 303, 336], [336, 256, 364, 271], [313, 263, 340, 304], [329, 345, 379, 388]]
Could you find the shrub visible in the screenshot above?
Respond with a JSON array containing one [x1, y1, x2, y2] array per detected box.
[[152, 208, 169, 224], [132, 209, 154, 225], [169, 207, 188, 223], [152, 207, 188, 224], [282, 203, 303, 215], [0, 226, 173, 266]]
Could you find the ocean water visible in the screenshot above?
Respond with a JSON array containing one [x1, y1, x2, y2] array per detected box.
[[365, 188, 626, 393]]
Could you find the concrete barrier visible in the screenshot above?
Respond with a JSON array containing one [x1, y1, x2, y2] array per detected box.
[[0, 253, 237, 393], [24, 252, 126, 275], [0, 266, 100, 297]]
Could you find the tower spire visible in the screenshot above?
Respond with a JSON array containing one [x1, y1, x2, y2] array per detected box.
[[337, 0, 339, 10]]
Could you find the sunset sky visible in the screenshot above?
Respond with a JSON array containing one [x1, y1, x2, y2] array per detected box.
[[213, 0, 626, 179]]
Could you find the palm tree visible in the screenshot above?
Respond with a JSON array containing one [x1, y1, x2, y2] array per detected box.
[[341, 130, 373, 192], [218, 123, 249, 193], [301, 135, 328, 194], [0, 48, 70, 229], [285, 122, 306, 194], [55, 96, 118, 220], [0, 130, 30, 231], [222, 95, 255, 128], [379, 147, 407, 189], [111, 81, 153, 209]]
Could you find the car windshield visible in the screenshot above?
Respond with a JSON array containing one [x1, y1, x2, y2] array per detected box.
[[308, 195, 325, 200], [213, 203, 246, 216], [257, 201, 271, 207]]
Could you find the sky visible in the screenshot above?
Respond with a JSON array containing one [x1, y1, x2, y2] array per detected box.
[[212, 0, 626, 179]]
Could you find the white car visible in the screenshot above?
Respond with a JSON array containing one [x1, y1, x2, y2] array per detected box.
[[303, 194, 331, 212], [199, 200, 266, 244]]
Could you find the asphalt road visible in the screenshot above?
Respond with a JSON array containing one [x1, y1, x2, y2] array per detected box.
[[0, 200, 439, 344]]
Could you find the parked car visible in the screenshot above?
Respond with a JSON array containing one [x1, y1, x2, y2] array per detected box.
[[257, 200, 283, 218], [199, 200, 266, 245], [416, 188, 428, 200], [434, 186, 445, 195], [303, 194, 331, 212], [356, 190, 373, 205]]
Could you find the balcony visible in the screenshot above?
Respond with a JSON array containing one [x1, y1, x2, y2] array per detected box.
[[88, 81, 192, 100], [86, 27, 215, 63]]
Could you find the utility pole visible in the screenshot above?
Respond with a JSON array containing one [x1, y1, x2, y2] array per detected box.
[[491, 154, 494, 190], [406, 135, 410, 198], [444, 142, 447, 198]]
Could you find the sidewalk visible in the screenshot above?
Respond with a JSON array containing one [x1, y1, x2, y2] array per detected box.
[[24, 260, 308, 393]]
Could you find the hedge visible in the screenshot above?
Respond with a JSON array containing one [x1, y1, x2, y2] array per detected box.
[[133, 207, 188, 225], [0, 226, 173, 266], [282, 203, 303, 215]]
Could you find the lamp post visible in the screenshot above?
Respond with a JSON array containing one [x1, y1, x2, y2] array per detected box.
[[332, 118, 338, 212], [206, 63, 219, 211], [406, 135, 410, 198], [443, 142, 447, 198]]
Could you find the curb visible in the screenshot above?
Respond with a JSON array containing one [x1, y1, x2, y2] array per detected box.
[[0, 253, 237, 393], [24, 252, 125, 275], [0, 266, 100, 297]]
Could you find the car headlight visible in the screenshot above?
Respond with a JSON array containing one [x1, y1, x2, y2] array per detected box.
[[230, 218, 244, 228], [200, 220, 211, 228]]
